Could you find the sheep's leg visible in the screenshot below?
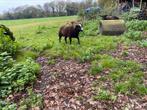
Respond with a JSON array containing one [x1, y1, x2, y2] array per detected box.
[[77, 37, 80, 44], [65, 37, 67, 44], [69, 37, 72, 44], [59, 35, 62, 42]]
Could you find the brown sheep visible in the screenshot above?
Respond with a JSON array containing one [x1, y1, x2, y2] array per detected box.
[[58, 21, 83, 44]]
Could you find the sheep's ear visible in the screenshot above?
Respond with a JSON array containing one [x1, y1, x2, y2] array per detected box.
[[79, 23, 82, 27]]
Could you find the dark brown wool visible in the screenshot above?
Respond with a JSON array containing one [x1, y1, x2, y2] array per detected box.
[[58, 21, 83, 44], [100, 15, 119, 20]]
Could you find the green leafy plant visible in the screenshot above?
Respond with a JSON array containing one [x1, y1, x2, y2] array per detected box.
[[81, 20, 100, 37], [126, 20, 147, 31], [48, 58, 56, 65], [0, 57, 40, 98], [139, 40, 147, 47], [124, 20, 147, 41], [0, 52, 14, 71], [121, 12, 138, 21], [124, 31, 142, 41], [0, 28, 19, 56], [0, 100, 17, 110], [18, 89, 43, 110]]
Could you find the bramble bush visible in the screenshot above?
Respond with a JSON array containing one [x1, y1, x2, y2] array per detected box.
[[0, 25, 41, 110], [0, 27, 19, 56], [0, 53, 40, 98]]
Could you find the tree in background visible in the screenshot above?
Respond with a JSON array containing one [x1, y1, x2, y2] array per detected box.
[[55, 1, 66, 16], [66, 2, 79, 16], [98, 0, 118, 15], [0, 0, 97, 20], [85, 0, 93, 8]]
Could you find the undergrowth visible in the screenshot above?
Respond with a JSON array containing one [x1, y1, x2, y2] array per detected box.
[[18, 89, 43, 110], [91, 55, 147, 98], [0, 27, 19, 56], [0, 52, 40, 98], [0, 16, 146, 108], [124, 20, 147, 41]]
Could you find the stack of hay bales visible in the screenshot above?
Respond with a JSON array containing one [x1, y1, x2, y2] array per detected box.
[[99, 20, 126, 35]]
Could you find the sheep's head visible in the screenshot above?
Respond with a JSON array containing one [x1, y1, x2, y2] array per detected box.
[[75, 24, 83, 32]]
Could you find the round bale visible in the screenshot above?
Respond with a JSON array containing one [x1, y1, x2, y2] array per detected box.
[[99, 20, 126, 35]]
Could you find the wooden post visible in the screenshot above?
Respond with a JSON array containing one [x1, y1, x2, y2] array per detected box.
[[140, 0, 143, 10], [117, 0, 120, 14], [133, 0, 134, 8]]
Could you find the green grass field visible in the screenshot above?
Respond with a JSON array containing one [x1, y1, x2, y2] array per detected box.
[[1, 16, 129, 61], [0, 16, 146, 109], [1, 16, 79, 60]]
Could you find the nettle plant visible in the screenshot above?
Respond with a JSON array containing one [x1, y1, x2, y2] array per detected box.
[[0, 52, 40, 98], [0, 52, 14, 71]]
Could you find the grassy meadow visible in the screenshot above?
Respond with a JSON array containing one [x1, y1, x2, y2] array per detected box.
[[0, 16, 147, 109], [1, 16, 77, 60], [1, 16, 129, 61]]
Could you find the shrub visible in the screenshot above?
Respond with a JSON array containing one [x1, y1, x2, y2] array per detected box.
[[123, 31, 143, 41], [121, 12, 138, 21], [0, 52, 14, 71], [77, 9, 85, 20], [81, 20, 100, 37], [0, 100, 17, 110], [78, 7, 101, 20], [124, 20, 147, 41], [126, 20, 147, 31], [0, 56, 40, 98], [0, 27, 19, 56]]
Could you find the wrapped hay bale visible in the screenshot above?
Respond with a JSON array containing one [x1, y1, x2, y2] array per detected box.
[[99, 20, 126, 35]]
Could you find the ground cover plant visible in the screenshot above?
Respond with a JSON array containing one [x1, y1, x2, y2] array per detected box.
[[0, 16, 147, 109]]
